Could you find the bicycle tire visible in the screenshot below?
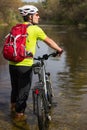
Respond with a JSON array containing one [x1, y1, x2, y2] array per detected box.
[[46, 81, 53, 106], [37, 93, 47, 130], [32, 90, 37, 115]]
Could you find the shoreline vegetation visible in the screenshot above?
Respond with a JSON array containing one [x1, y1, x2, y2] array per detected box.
[[0, 0, 87, 28]]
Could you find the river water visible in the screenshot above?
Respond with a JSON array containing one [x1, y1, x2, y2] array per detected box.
[[0, 25, 87, 130]]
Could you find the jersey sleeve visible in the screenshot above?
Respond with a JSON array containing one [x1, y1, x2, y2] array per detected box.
[[35, 26, 47, 41]]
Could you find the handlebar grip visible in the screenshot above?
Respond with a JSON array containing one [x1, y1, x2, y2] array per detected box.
[[52, 51, 58, 57], [34, 50, 63, 61], [51, 50, 63, 57]]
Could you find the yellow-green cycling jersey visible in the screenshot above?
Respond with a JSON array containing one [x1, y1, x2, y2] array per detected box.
[[9, 22, 47, 66]]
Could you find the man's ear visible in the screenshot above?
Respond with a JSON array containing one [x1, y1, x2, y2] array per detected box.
[[29, 15, 33, 20]]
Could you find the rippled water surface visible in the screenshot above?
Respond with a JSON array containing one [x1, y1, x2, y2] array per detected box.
[[0, 25, 87, 130]]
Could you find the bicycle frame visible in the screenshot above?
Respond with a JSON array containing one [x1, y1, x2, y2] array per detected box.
[[39, 59, 48, 99], [33, 51, 59, 101]]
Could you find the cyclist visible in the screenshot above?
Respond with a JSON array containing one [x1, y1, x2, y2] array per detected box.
[[9, 5, 63, 121]]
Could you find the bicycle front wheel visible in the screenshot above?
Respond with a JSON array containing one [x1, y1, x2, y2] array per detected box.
[[46, 81, 53, 106], [37, 93, 47, 130]]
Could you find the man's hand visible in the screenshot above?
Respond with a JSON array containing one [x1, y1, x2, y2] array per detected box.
[[58, 49, 63, 56]]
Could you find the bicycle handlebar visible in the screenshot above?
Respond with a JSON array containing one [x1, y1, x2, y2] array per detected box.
[[33, 51, 63, 67], [34, 51, 60, 61]]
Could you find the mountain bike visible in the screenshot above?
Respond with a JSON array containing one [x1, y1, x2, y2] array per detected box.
[[32, 51, 59, 130]]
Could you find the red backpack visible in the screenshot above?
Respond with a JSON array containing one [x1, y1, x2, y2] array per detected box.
[[3, 24, 33, 62]]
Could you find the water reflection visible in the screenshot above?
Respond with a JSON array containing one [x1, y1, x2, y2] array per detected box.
[[0, 25, 87, 130], [53, 27, 87, 130]]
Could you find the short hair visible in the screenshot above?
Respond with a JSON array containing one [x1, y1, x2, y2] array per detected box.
[[23, 14, 30, 22]]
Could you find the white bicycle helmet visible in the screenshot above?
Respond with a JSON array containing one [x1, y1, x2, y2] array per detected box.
[[18, 5, 38, 16]]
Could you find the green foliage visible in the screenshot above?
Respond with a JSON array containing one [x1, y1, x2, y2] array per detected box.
[[0, 0, 87, 25], [0, 0, 23, 25], [40, 0, 87, 25], [58, 0, 87, 25]]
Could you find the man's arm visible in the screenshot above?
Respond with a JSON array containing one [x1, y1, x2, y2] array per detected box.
[[44, 36, 63, 53]]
